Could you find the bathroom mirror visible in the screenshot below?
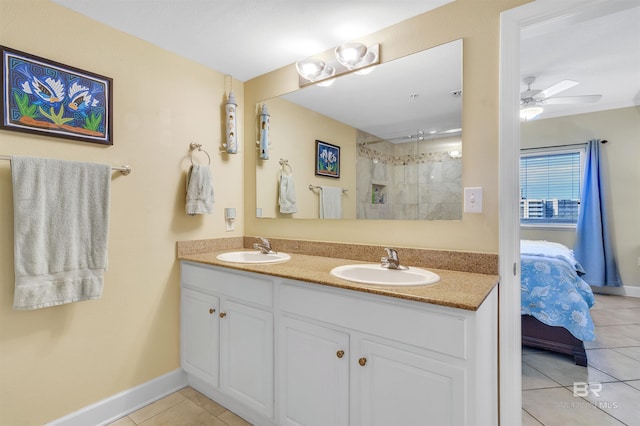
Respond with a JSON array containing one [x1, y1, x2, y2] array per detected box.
[[256, 39, 462, 220]]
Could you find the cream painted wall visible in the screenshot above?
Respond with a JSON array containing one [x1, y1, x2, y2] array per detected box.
[[0, 1, 244, 424], [244, 0, 531, 252], [521, 106, 640, 288], [255, 97, 356, 219]]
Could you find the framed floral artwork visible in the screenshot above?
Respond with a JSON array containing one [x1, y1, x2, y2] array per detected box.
[[1, 45, 113, 145], [315, 139, 340, 178]]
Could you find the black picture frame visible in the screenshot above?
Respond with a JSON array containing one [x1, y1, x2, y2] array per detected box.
[[315, 139, 340, 178], [1, 45, 113, 145]]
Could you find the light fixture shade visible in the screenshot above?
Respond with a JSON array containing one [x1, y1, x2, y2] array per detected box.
[[296, 43, 380, 87], [520, 106, 543, 121], [295, 58, 326, 81], [335, 42, 368, 68]]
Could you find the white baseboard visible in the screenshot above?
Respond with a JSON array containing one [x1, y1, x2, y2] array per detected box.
[[592, 285, 640, 298], [46, 369, 187, 426]]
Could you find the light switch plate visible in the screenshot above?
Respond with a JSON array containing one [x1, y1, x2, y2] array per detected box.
[[464, 187, 483, 213]]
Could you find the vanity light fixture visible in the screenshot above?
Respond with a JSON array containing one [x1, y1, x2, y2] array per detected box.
[[335, 42, 369, 68], [295, 58, 327, 81], [296, 43, 380, 87]]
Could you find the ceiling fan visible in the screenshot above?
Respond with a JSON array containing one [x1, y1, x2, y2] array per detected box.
[[520, 76, 602, 109]]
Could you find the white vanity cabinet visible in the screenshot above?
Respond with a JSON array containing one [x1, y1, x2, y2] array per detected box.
[[278, 315, 350, 426], [180, 262, 274, 422], [180, 261, 498, 426], [277, 280, 497, 426]]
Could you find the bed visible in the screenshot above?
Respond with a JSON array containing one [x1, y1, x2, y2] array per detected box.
[[520, 240, 596, 366]]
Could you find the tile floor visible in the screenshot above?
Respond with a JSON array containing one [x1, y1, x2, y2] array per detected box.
[[108, 293, 639, 426], [107, 387, 251, 426], [522, 293, 640, 426]]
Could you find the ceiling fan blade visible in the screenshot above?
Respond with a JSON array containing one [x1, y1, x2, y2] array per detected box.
[[533, 80, 579, 100], [543, 94, 602, 105]]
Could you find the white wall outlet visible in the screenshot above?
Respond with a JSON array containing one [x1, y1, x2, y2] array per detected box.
[[464, 187, 483, 213]]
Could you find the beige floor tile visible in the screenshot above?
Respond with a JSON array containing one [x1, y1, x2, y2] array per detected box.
[[523, 351, 617, 386], [218, 409, 253, 426], [522, 387, 625, 426], [591, 308, 640, 326], [592, 295, 640, 310], [580, 382, 640, 426], [585, 325, 640, 349], [128, 392, 187, 424], [611, 345, 640, 360], [522, 409, 544, 426], [106, 416, 135, 426], [179, 386, 228, 416], [138, 399, 224, 426], [587, 348, 640, 381], [522, 361, 561, 390], [625, 380, 640, 391]]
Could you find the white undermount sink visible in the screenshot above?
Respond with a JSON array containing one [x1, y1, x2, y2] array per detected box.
[[216, 251, 291, 264], [330, 264, 440, 286]]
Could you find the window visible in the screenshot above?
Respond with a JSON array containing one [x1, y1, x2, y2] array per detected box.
[[520, 147, 584, 226]]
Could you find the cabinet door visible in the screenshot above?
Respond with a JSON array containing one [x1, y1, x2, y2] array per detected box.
[[279, 316, 350, 426], [219, 299, 274, 419], [353, 337, 466, 426], [181, 288, 219, 384]]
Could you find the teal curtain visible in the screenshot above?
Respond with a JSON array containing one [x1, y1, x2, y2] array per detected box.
[[574, 140, 621, 287]]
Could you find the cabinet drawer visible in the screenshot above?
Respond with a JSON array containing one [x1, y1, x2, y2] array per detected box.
[[279, 282, 467, 359], [181, 262, 273, 307]]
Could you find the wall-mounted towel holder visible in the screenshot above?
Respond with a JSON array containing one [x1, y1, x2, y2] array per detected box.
[[279, 158, 293, 175], [189, 142, 211, 165], [0, 155, 131, 175], [308, 184, 348, 194]]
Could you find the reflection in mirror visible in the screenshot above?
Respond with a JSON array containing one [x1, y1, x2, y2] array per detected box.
[[256, 39, 462, 220]]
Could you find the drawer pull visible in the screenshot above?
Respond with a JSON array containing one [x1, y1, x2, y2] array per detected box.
[[358, 357, 367, 366], [209, 308, 215, 314], [336, 350, 345, 359], [219, 312, 227, 318]]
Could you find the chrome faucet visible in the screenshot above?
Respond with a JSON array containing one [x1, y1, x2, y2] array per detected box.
[[253, 237, 274, 254], [381, 247, 408, 270]]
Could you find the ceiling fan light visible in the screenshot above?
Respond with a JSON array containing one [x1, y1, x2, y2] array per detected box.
[[520, 106, 543, 121], [296, 58, 327, 81]]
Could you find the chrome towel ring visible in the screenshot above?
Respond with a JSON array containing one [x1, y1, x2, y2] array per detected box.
[[189, 142, 211, 165]]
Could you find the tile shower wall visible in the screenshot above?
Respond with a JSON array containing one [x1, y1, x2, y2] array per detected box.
[[357, 138, 462, 220]]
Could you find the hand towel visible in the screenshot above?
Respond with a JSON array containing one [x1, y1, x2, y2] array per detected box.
[[11, 156, 111, 310], [186, 164, 214, 215], [319, 186, 343, 219], [279, 174, 297, 214]]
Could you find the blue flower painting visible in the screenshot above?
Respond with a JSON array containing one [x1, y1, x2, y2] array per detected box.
[[315, 140, 340, 178], [1, 46, 112, 145]]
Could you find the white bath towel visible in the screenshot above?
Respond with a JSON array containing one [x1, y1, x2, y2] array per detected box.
[[186, 164, 214, 215], [11, 156, 111, 310], [279, 174, 297, 214], [319, 186, 343, 219]]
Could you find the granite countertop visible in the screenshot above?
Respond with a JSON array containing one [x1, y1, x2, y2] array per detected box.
[[179, 249, 498, 311]]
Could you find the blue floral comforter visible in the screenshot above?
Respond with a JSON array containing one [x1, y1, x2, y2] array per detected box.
[[521, 240, 596, 342]]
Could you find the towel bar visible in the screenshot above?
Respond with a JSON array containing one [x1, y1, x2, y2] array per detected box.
[[0, 155, 131, 175], [308, 184, 347, 194]]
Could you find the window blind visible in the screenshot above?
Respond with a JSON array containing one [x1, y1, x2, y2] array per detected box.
[[520, 150, 582, 225]]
